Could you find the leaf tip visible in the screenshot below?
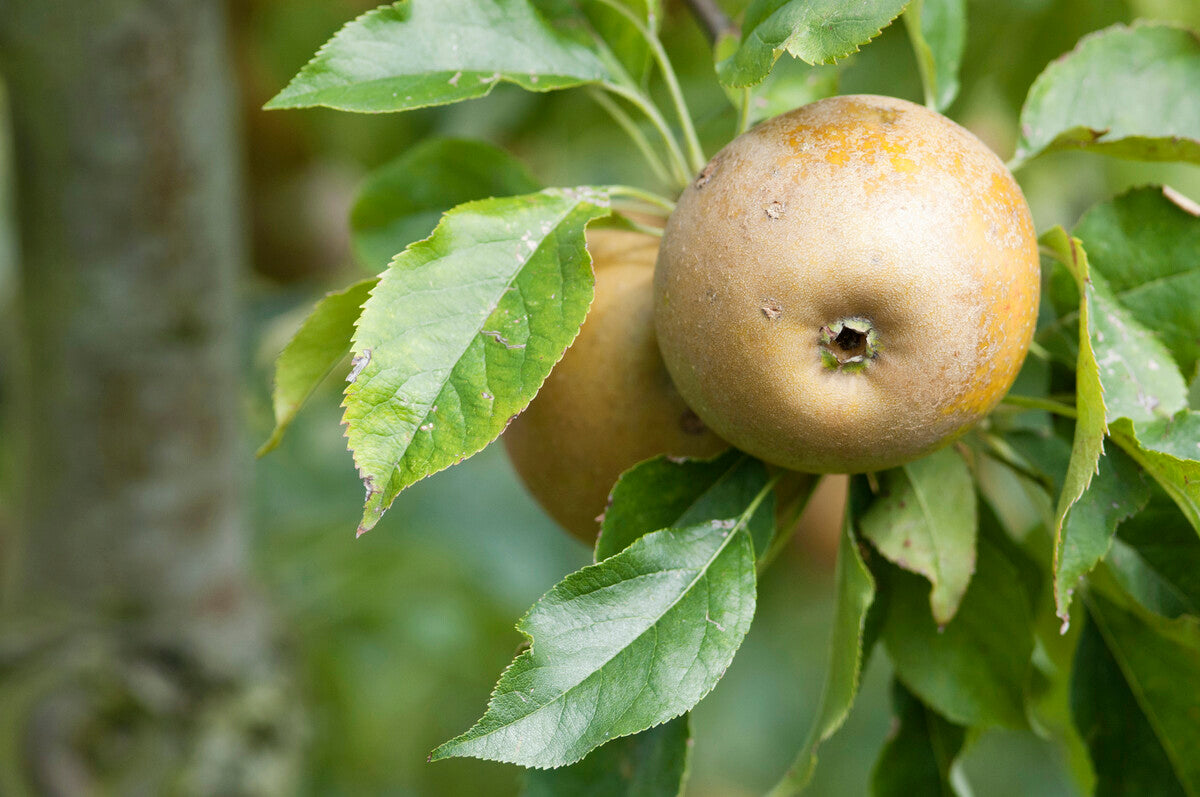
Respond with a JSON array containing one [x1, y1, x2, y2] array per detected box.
[[357, 477, 387, 536], [262, 89, 299, 111], [427, 741, 457, 763], [1054, 588, 1073, 633], [256, 423, 288, 458]]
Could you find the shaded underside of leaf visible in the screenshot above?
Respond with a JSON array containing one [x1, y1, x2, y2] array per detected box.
[[351, 137, 541, 269], [883, 535, 1034, 730], [1110, 412, 1200, 535], [596, 451, 771, 562], [577, 0, 659, 86], [1053, 446, 1150, 624], [1075, 569, 1200, 795], [259, 277, 378, 457], [521, 713, 691, 797], [1111, 490, 1200, 616], [902, 0, 966, 112], [1071, 614, 1187, 797], [871, 680, 967, 797]]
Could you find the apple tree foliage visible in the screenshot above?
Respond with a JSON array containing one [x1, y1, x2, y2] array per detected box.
[[261, 1, 1200, 793]]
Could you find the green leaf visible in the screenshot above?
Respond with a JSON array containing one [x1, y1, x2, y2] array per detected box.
[[345, 188, 611, 534], [266, 0, 615, 113], [1074, 187, 1200, 382], [860, 447, 977, 626], [1013, 23, 1200, 168], [258, 278, 377, 457], [883, 535, 1034, 730], [1053, 446, 1151, 626], [870, 680, 967, 797], [1111, 410, 1200, 535], [713, 33, 839, 127], [998, 427, 1074, 502], [351, 138, 540, 270], [903, 0, 966, 112], [1071, 615, 1186, 797], [1026, 545, 1097, 797], [717, 0, 908, 87], [1088, 275, 1190, 424], [522, 714, 690, 797], [1073, 568, 1200, 796], [1044, 217, 1190, 424], [430, 510, 759, 767], [1041, 212, 1193, 580], [596, 451, 772, 563], [1039, 228, 1109, 610], [766, 497, 876, 796], [1110, 491, 1200, 617]]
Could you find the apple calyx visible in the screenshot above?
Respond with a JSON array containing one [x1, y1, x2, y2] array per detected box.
[[819, 317, 880, 373]]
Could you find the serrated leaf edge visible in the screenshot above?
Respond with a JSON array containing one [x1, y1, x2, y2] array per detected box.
[[265, 1, 613, 113], [343, 187, 610, 534], [1013, 21, 1200, 167], [1042, 228, 1109, 632], [431, 517, 758, 769]]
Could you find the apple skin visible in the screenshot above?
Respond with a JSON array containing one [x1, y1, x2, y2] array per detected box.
[[504, 229, 728, 544], [654, 95, 1040, 474]]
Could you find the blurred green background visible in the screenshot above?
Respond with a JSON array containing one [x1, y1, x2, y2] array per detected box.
[[241, 1, 1199, 794], [5, 0, 1200, 793]]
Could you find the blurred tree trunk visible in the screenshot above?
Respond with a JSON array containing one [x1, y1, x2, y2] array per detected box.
[[0, 1, 302, 793]]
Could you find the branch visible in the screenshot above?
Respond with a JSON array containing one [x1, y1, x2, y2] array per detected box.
[[682, 0, 736, 44]]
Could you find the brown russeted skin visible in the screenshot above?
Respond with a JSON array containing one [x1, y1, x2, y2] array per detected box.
[[654, 94, 1040, 474], [504, 228, 728, 543]]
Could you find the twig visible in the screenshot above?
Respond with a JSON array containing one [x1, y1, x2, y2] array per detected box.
[[683, 0, 736, 43], [603, 84, 692, 187], [609, 184, 676, 214], [588, 88, 672, 187]]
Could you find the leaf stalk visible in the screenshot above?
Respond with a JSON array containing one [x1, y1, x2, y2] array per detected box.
[[592, 0, 707, 174]]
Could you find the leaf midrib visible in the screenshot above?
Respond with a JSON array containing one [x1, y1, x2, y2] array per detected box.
[[350, 194, 586, 488], [450, 520, 752, 755]]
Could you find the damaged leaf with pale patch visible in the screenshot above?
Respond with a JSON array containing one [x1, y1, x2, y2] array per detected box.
[[1012, 23, 1200, 168], [861, 447, 977, 626], [344, 188, 611, 534]]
